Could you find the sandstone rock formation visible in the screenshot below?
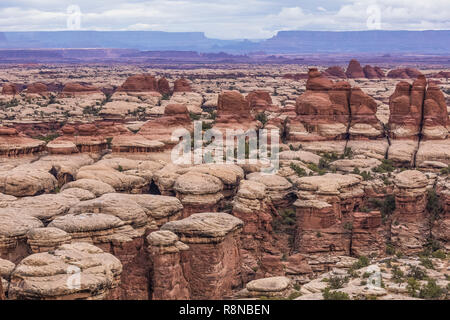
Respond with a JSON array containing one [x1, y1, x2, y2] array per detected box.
[[8, 242, 122, 300], [0, 127, 45, 156], [1, 83, 18, 95], [387, 68, 422, 79], [161, 212, 243, 299], [391, 170, 430, 254], [138, 104, 193, 147], [346, 59, 365, 78], [147, 230, 190, 300], [60, 82, 103, 97], [173, 78, 192, 93], [323, 66, 347, 79], [214, 91, 257, 131]]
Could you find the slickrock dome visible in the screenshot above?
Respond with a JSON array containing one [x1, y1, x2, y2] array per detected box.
[[46, 140, 78, 155], [161, 212, 243, 243], [295, 173, 362, 195], [363, 65, 385, 79], [8, 242, 122, 300], [25, 82, 48, 95]]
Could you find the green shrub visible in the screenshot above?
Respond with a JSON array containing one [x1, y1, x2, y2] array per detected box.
[[255, 112, 268, 125], [419, 279, 445, 299], [392, 266, 404, 283], [420, 257, 434, 270], [440, 165, 450, 175], [407, 278, 421, 297], [322, 288, 350, 300], [290, 163, 307, 177], [407, 266, 427, 280], [350, 256, 370, 271], [372, 159, 395, 173], [327, 276, 349, 289], [426, 189, 443, 222]]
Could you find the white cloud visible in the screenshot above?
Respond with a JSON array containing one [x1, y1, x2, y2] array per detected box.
[[0, 0, 448, 38]]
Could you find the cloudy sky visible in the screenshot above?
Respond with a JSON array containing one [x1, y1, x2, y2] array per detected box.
[[0, 0, 449, 39]]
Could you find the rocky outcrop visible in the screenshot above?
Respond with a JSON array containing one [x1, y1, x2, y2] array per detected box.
[[8, 242, 122, 300], [388, 76, 427, 139], [246, 173, 295, 209], [363, 65, 385, 79], [48, 212, 147, 299], [161, 212, 243, 300], [346, 59, 365, 78], [214, 91, 258, 131], [0, 127, 46, 157], [432, 176, 449, 250], [0, 164, 57, 197], [59, 82, 103, 97], [422, 82, 449, 140], [117, 74, 159, 93], [157, 77, 171, 95], [287, 69, 351, 141], [27, 227, 72, 253], [173, 78, 192, 93], [238, 276, 292, 298], [387, 68, 422, 79], [349, 87, 384, 139], [391, 170, 430, 254], [232, 180, 279, 281], [147, 230, 190, 300], [0, 211, 43, 263], [138, 104, 192, 147], [323, 66, 347, 79], [245, 90, 275, 113], [1, 83, 18, 95], [293, 174, 364, 271], [351, 211, 386, 257]]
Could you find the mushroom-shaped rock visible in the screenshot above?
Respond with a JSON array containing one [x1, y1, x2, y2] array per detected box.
[[27, 227, 72, 253], [0, 211, 43, 263], [161, 212, 243, 243], [8, 242, 122, 300], [391, 170, 429, 254], [0, 165, 57, 197], [174, 172, 224, 216], [247, 172, 295, 208]]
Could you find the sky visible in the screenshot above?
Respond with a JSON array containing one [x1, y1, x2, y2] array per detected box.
[[0, 0, 449, 39]]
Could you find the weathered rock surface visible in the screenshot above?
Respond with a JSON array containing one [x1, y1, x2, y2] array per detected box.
[[161, 212, 243, 299], [8, 242, 122, 300]]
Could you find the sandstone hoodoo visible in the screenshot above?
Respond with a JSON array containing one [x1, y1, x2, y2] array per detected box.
[[157, 77, 171, 95], [25, 82, 49, 96], [161, 212, 243, 300], [391, 170, 430, 254], [388, 76, 427, 140], [288, 68, 383, 142], [363, 65, 385, 79], [346, 59, 365, 78]]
